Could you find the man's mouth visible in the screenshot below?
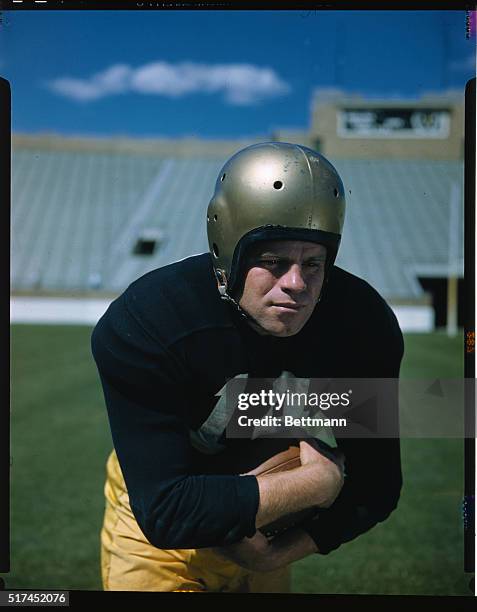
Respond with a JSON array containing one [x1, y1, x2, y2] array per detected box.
[[271, 302, 304, 312]]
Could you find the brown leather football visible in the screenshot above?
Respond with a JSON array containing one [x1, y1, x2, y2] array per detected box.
[[246, 444, 302, 477], [248, 444, 318, 538]]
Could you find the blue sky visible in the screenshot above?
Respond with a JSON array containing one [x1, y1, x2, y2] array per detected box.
[[1, 9, 475, 139]]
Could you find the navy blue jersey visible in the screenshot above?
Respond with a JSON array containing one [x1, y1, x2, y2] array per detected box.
[[91, 253, 403, 553]]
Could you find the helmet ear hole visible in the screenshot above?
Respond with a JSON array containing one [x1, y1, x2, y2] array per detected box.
[[333, 187, 339, 197], [273, 180, 283, 190], [212, 243, 220, 258]]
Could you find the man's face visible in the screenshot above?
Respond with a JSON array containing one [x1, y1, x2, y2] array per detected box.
[[237, 240, 327, 337]]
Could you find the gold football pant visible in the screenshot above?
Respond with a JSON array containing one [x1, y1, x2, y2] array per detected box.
[[101, 450, 291, 592]]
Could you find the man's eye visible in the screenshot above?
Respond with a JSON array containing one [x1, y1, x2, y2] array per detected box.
[[259, 259, 280, 266]]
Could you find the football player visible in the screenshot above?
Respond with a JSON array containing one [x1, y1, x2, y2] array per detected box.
[[92, 142, 403, 592]]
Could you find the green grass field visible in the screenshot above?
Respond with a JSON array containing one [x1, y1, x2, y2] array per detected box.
[[3, 326, 470, 594]]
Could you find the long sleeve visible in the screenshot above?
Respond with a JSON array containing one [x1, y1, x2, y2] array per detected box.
[[91, 293, 260, 549], [301, 437, 402, 554], [301, 295, 404, 555]]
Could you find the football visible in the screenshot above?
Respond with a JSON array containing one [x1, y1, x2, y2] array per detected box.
[[246, 443, 301, 476], [247, 443, 319, 538]]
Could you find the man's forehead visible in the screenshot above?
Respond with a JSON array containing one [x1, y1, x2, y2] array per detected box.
[[250, 240, 327, 257]]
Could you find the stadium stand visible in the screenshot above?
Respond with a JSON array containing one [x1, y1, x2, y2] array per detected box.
[[11, 142, 463, 298]]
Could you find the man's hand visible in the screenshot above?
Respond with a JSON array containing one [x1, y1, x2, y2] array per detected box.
[[213, 527, 319, 572], [213, 530, 273, 572], [299, 439, 345, 504], [252, 440, 344, 531]]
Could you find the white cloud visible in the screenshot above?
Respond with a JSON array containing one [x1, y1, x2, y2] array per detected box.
[[48, 64, 132, 101], [47, 61, 290, 105]]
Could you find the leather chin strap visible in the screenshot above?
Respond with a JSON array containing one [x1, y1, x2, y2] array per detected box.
[[219, 290, 258, 325]]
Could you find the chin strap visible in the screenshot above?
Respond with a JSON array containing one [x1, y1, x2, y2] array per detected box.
[[220, 290, 256, 324], [216, 269, 253, 323]]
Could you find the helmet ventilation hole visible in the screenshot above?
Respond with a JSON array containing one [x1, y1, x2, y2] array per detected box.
[[273, 180, 283, 190], [207, 215, 210, 222], [212, 243, 220, 258], [214, 214, 218, 221], [333, 187, 339, 197], [221, 173, 226, 182]]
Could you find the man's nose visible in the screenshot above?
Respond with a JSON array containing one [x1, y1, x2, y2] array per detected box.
[[279, 263, 307, 292]]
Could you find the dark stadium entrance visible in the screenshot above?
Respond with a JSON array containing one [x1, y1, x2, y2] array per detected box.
[[418, 277, 465, 329]]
